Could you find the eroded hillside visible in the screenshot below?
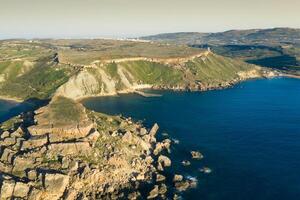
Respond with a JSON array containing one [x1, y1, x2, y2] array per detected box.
[[0, 39, 273, 101]]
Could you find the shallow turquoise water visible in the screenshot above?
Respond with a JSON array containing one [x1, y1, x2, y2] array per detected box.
[[82, 77, 300, 200]]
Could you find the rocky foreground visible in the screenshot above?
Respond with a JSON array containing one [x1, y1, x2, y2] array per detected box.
[[0, 96, 198, 200]]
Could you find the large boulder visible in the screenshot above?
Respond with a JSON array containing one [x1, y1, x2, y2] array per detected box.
[[47, 142, 92, 156], [147, 185, 159, 199], [173, 174, 183, 182], [157, 155, 171, 171], [21, 135, 48, 150], [191, 151, 203, 160], [13, 182, 31, 198], [0, 180, 15, 199], [43, 173, 70, 200], [1, 148, 16, 164]]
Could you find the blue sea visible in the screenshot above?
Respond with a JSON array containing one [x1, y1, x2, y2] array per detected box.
[[1, 77, 300, 199]]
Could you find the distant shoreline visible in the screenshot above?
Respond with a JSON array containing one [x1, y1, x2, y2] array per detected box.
[[0, 95, 23, 103], [282, 74, 300, 79]]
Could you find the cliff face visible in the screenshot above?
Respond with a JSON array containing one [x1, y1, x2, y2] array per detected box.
[[0, 39, 276, 101], [55, 51, 269, 100]]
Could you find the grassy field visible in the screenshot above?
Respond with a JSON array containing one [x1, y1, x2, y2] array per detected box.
[[122, 61, 185, 86], [52, 39, 203, 65], [0, 54, 76, 100], [185, 53, 256, 86], [47, 96, 84, 124]]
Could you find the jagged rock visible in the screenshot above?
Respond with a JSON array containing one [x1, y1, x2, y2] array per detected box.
[[27, 169, 37, 180], [157, 155, 171, 171], [200, 167, 212, 174], [153, 139, 172, 155], [153, 142, 163, 155], [158, 183, 167, 194], [13, 182, 31, 198], [12, 137, 24, 151], [139, 128, 147, 136], [86, 129, 100, 143], [122, 131, 133, 142], [0, 180, 15, 199], [174, 181, 190, 192], [80, 165, 91, 178], [48, 142, 92, 156], [0, 131, 10, 139], [181, 160, 191, 166], [1, 148, 16, 163], [21, 134, 48, 150], [44, 173, 70, 200], [162, 139, 171, 151], [189, 178, 198, 188], [28, 119, 94, 143], [111, 130, 119, 137], [0, 97, 174, 199], [10, 127, 24, 138], [28, 188, 43, 200], [147, 185, 159, 199], [64, 189, 78, 200], [145, 156, 154, 165], [149, 123, 159, 138], [191, 151, 203, 159], [0, 161, 12, 173], [173, 174, 183, 182], [12, 156, 35, 178], [136, 173, 145, 181], [138, 139, 152, 151], [1, 137, 16, 146], [61, 157, 71, 169], [156, 173, 166, 182], [128, 191, 141, 200]]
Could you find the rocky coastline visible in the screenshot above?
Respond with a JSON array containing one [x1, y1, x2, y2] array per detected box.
[[0, 96, 203, 199]]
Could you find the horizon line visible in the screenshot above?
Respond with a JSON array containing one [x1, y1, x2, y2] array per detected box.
[[0, 26, 299, 40]]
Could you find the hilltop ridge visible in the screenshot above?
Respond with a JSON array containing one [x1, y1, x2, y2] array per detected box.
[[0, 39, 274, 101], [140, 28, 300, 72]]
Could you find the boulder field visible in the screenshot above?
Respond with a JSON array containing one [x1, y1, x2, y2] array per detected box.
[[0, 97, 174, 199]]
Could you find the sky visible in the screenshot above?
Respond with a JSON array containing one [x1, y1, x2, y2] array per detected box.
[[0, 0, 299, 39]]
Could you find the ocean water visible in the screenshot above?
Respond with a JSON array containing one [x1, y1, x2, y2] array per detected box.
[[0, 99, 19, 122], [0, 99, 48, 123], [82, 77, 300, 200], [1, 78, 300, 199]]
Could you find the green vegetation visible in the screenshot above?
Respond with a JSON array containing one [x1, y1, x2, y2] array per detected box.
[[55, 39, 203, 65], [44, 96, 86, 125], [0, 55, 75, 100], [186, 54, 252, 85], [105, 62, 118, 78], [122, 61, 185, 86]]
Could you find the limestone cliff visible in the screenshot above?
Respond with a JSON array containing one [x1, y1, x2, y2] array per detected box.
[[55, 52, 271, 100]]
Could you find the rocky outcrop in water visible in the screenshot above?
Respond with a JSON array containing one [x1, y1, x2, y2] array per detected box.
[[0, 97, 177, 199]]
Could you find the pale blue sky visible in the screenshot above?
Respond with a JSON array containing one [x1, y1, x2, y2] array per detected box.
[[0, 0, 299, 39]]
